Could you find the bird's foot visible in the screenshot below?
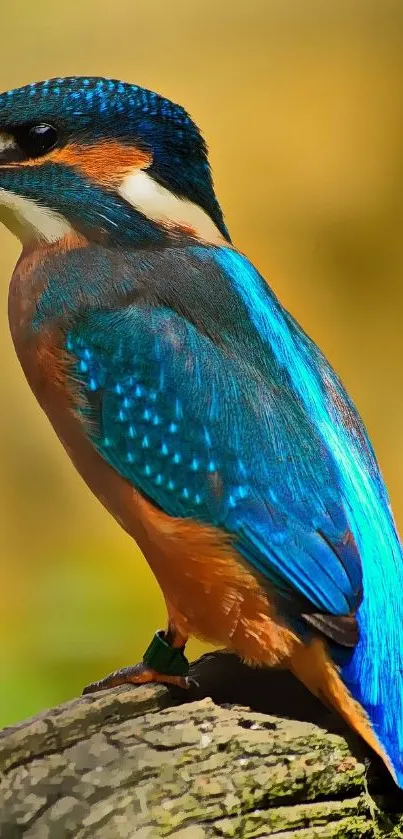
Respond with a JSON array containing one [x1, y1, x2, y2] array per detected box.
[[82, 629, 193, 695], [82, 663, 192, 693]]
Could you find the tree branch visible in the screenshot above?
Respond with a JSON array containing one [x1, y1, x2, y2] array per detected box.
[[1, 652, 402, 838]]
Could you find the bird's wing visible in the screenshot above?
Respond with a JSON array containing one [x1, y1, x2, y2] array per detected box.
[[66, 303, 362, 640]]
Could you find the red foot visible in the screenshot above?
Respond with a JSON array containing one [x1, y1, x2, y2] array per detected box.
[[82, 662, 193, 695]]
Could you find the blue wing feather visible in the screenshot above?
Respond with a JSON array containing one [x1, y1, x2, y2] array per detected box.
[[67, 301, 361, 619], [49, 242, 403, 782]]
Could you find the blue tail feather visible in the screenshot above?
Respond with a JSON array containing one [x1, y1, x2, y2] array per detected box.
[[340, 532, 403, 784], [216, 249, 403, 784]]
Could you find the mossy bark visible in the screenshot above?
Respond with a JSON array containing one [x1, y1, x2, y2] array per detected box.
[[1, 652, 402, 838]]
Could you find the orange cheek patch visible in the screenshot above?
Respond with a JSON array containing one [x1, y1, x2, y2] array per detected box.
[[51, 141, 153, 187], [7, 141, 152, 187]]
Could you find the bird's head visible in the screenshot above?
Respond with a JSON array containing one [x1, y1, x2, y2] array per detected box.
[[0, 76, 230, 248]]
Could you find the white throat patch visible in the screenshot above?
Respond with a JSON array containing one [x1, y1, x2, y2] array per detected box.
[[0, 189, 73, 244], [118, 170, 225, 245]]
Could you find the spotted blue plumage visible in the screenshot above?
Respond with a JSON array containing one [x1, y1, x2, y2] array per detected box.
[[0, 77, 196, 133], [0, 77, 229, 241], [65, 263, 362, 621], [60, 245, 403, 783]]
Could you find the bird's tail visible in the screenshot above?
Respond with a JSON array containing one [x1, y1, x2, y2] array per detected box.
[[339, 578, 403, 786], [290, 515, 403, 787], [289, 635, 398, 781]]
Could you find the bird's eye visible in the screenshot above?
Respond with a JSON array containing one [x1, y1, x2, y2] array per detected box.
[[14, 124, 59, 158]]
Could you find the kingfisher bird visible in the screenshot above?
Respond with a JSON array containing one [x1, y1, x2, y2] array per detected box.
[[1, 76, 403, 786]]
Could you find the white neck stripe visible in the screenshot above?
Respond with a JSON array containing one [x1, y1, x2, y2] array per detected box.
[[118, 170, 225, 245]]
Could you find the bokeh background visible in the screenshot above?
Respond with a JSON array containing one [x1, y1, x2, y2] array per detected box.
[[1, 0, 403, 727]]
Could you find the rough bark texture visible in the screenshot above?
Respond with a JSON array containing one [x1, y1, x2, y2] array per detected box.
[[1, 652, 403, 838]]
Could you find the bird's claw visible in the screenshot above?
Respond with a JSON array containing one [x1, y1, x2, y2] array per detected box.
[[82, 630, 193, 695], [82, 661, 193, 695], [185, 675, 199, 688]]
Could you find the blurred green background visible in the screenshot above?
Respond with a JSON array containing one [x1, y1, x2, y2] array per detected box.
[[1, 0, 403, 727]]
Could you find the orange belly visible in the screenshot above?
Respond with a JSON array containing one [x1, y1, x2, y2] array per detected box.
[[128, 490, 300, 666]]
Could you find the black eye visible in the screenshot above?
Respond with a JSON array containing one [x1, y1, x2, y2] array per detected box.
[[14, 123, 58, 158]]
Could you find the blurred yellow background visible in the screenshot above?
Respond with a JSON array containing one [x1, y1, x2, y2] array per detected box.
[[1, 0, 403, 727]]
